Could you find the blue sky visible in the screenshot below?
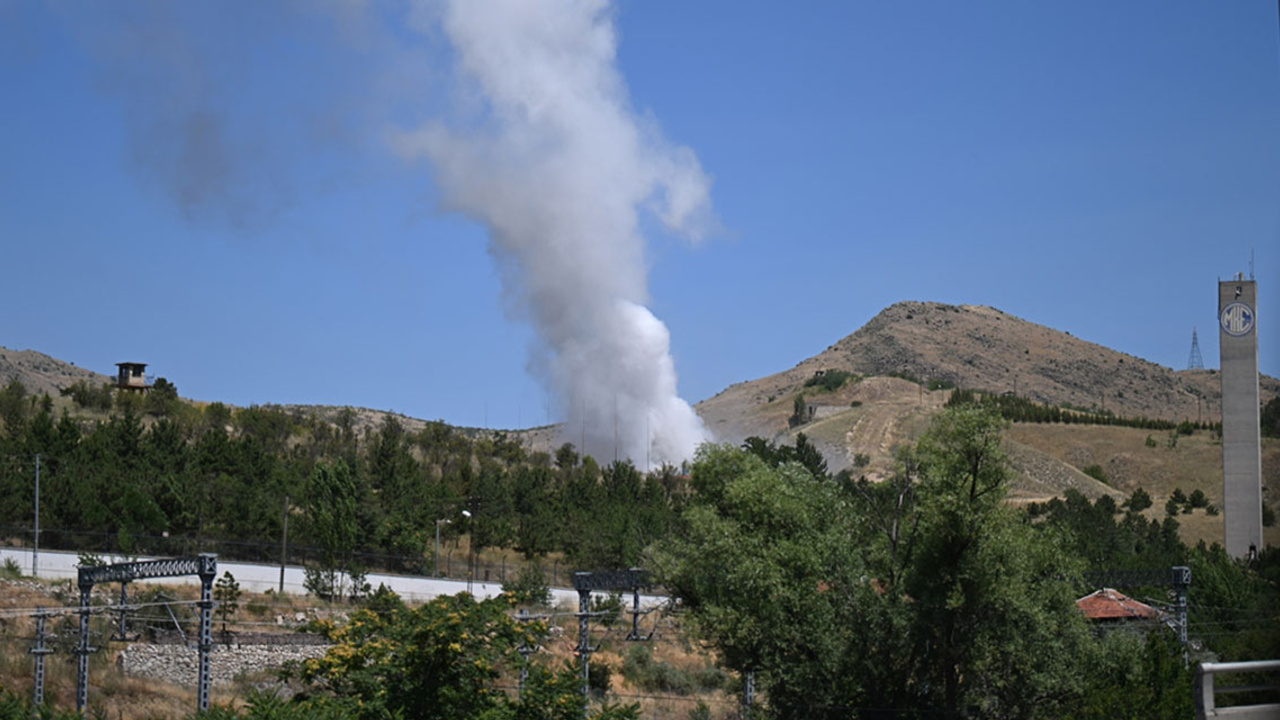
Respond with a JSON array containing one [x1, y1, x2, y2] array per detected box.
[[1, 1, 1277, 431]]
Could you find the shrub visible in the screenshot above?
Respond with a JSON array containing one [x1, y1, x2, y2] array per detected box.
[[621, 644, 727, 696], [1082, 464, 1109, 485], [804, 370, 857, 393], [60, 380, 115, 411], [504, 562, 552, 607], [1206, 504, 1220, 516], [1, 558, 21, 579], [1265, 504, 1276, 528], [364, 583, 406, 615], [589, 658, 614, 698], [928, 379, 955, 391], [1145, 435, 1159, 448], [591, 591, 624, 627]]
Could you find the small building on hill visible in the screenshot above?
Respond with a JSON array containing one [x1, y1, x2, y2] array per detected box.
[[115, 362, 149, 392], [1076, 588, 1159, 623]]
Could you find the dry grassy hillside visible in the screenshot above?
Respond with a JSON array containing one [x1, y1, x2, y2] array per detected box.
[[697, 301, 1277, 445], [0, 346, 111, 397], [691, 301, 1279, 549]]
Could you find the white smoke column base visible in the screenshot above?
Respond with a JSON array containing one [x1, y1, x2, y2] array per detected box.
[[559, 300, 708, 469], [397, 0, 714, 469]]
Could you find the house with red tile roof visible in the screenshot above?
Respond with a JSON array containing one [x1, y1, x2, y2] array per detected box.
[[1076, 588, 1160, 622]]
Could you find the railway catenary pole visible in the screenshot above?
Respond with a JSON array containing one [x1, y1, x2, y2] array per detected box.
[[30, 607, 52, 712], [75, 580, 93, 715], [75, 554, 219, 714], [197, 557, 216, 711]]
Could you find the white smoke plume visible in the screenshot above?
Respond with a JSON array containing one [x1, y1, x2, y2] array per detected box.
[[396, 0, 714, 468]]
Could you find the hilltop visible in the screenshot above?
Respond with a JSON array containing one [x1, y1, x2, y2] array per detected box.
[[0, 346, 111, 397], [694, 302, 1278, 546], [697, 301, 1277, 443]]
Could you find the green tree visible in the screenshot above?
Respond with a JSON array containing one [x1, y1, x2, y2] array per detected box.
[[1065, 630, 1194, 719], [0, 378, 28, 437], [660, 407, 1090, 719], [304, 461, 363, 600], [788, 392, 807, 428], [655, 445, 866, 718], [1188, 488, 1209, 509], [214, 571, 241, 640], [145, 377, 180, 417], [1123, 487, 1153, 513], [905, 405, 1088, 718]]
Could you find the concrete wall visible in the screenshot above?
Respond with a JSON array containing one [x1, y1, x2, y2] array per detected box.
[[1218, 279, 1263, 558]]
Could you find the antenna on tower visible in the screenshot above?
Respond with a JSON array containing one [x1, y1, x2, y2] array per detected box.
[[1187, 327, 1204, 370]]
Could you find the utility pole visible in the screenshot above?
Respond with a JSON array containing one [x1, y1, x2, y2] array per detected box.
[[278, 495, 289, 595], [743, 670, 756, 718], [575, 579, 592, 715], [33, 454, 39, 579]]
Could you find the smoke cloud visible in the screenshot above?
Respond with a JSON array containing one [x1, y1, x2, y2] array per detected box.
[[27, 0, 711, 464], [395, 0, 714, 467]]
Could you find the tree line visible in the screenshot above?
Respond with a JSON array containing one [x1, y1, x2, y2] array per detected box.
[[946, 387, 1221, 433], [0, 379, 683, 579]]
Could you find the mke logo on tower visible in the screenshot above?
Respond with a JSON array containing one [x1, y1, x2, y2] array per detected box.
[[1219, 302, 1255, 337]]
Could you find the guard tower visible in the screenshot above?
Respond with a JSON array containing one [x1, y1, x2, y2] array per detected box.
[[1218, 276, 1263, 559], [115, 362, 149, 392]]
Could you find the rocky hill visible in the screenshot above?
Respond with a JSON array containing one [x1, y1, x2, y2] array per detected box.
[[0, 345, 111, 397], [696, 301, 1278, 445]]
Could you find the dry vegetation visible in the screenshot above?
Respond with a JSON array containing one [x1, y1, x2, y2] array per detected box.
[[0, 574, 736, 719]]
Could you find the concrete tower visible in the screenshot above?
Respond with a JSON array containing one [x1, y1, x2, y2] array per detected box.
[[1218, 276, 1263, 559]]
